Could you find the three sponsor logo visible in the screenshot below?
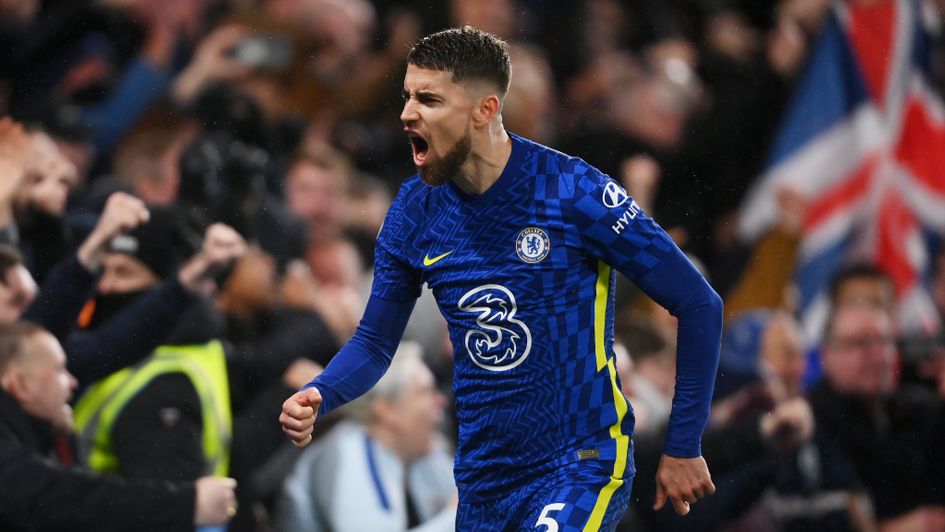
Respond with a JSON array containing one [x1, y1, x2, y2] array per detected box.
[[457, 284, 532, 371]]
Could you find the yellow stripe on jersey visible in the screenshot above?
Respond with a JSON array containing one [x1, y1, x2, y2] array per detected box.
[[593, 261, 610, 372], [585, 262, 630, 531]]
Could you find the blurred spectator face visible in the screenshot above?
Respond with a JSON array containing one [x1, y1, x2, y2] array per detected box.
[[760, 315, 806, 397], [504, 45, 555, 144], [382, 359, 445, 461], [613, 79, 685, 150], [450, 0, 515, 39], [0, 264, 37, 324], [16, 133, 78, 217], [114, 128, 185, 206], [2, 330, 77, 433], [97, 253, 160, 295], [401, 65, 478, 186], [706, 10, 760, 62], [822, 305, 898, 398], [268, 0, 374, 56], [777, 0, 831, 35], [52, 137, 95, 185], [305, 238, 363, 292], [835, 276, 895, 319], [286, 159, 346, 242], [0, 0, 38, 29], [219, 247, 278, 316], [345, 179, 390, 237], [767, 17, 808, 78], [607, 40, 701, 150], [313, 0, 375, 57], [583, 0, 629, 56]]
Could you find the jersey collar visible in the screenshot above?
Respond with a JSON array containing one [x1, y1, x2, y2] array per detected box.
[[447, 132, 526, 209]]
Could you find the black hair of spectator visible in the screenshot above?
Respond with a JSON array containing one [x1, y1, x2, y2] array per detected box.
[[190, 83, 265, 148], [0, 321, 45, 375], [614, 315, 667, 362], [0, 245, 25, 281], [12, 94, 92, 143], [106, 206, 197, 280], [827, 262, 893, 301], [407, 26, 512, 96]]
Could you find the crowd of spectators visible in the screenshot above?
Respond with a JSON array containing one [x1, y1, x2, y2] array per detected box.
[[1, 0, 944, 530]]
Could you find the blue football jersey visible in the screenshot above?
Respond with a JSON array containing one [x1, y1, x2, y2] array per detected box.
[[372, 133, 685, 503]]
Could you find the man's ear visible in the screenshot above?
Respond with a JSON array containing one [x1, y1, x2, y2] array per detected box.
[[371, 397, 396, 424], [472, 94, 502, 128], [1, 365, 29, 402]]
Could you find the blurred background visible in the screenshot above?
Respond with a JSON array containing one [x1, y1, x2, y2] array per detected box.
[[1, 0, 944, 531]]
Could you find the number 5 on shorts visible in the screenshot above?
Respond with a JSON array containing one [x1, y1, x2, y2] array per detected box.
[[536, 503, 566, 531]]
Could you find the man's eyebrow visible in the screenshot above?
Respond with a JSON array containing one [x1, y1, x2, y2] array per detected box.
[[402, 89, 441, 101]]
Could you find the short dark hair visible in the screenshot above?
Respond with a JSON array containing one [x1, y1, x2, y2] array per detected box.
[[828, 262, 892, 302], [0, 245, 24, 282], [0, 321, 45, 376], [407, 26, 512, 96]]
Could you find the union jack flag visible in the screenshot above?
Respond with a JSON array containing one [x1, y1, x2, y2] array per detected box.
[[737, 0, 945, 340]]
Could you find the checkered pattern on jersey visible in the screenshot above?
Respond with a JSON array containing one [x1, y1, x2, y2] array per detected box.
[[375, 134, 643, 503], [569, 168, 675, 280]]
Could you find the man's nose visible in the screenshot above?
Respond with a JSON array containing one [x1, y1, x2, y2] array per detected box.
[[96, 278, 111, 294], [400, 99, 418, 124]]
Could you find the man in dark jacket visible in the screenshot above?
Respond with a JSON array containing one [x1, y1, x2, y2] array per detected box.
[[1, 190, 149, 335], [0, 321, 236, 531], [1, 193, 248, 385], [811, 302, 945, 527], [74, 209, 336, 528]]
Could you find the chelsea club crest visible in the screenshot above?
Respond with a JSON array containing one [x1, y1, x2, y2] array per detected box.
[[515, 227, 550, 264]]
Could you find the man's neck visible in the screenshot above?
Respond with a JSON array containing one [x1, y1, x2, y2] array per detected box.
[[366, 422, 408, 463], [451, 127, 512, 196]]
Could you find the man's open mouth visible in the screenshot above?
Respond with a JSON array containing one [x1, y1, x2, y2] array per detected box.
[[408, 132, 429, 166]]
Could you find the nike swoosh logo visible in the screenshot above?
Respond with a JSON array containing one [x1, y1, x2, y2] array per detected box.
[[423, 251, 453, 266]]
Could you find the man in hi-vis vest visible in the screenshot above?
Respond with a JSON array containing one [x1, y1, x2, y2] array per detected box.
[[74, 210, 246, 483]]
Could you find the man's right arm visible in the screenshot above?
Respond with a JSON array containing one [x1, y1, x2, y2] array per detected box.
[[281, 183, 422, 447], [279, 293, 416, 447], [305, 294, 417, 414]]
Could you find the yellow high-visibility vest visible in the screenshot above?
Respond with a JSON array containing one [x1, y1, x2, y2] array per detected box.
[[74, 341, 231, 477]]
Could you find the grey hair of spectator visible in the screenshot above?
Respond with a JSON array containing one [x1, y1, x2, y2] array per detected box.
[[341, 341, 425, 423]]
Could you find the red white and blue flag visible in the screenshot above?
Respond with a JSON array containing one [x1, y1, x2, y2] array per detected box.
[[738, 0, 945, 340]]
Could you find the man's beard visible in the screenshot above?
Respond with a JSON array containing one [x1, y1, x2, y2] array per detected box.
[[418, 131, 472, 187]]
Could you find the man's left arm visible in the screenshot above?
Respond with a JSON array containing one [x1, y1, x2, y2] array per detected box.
[[570, 168, 722, 515]]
